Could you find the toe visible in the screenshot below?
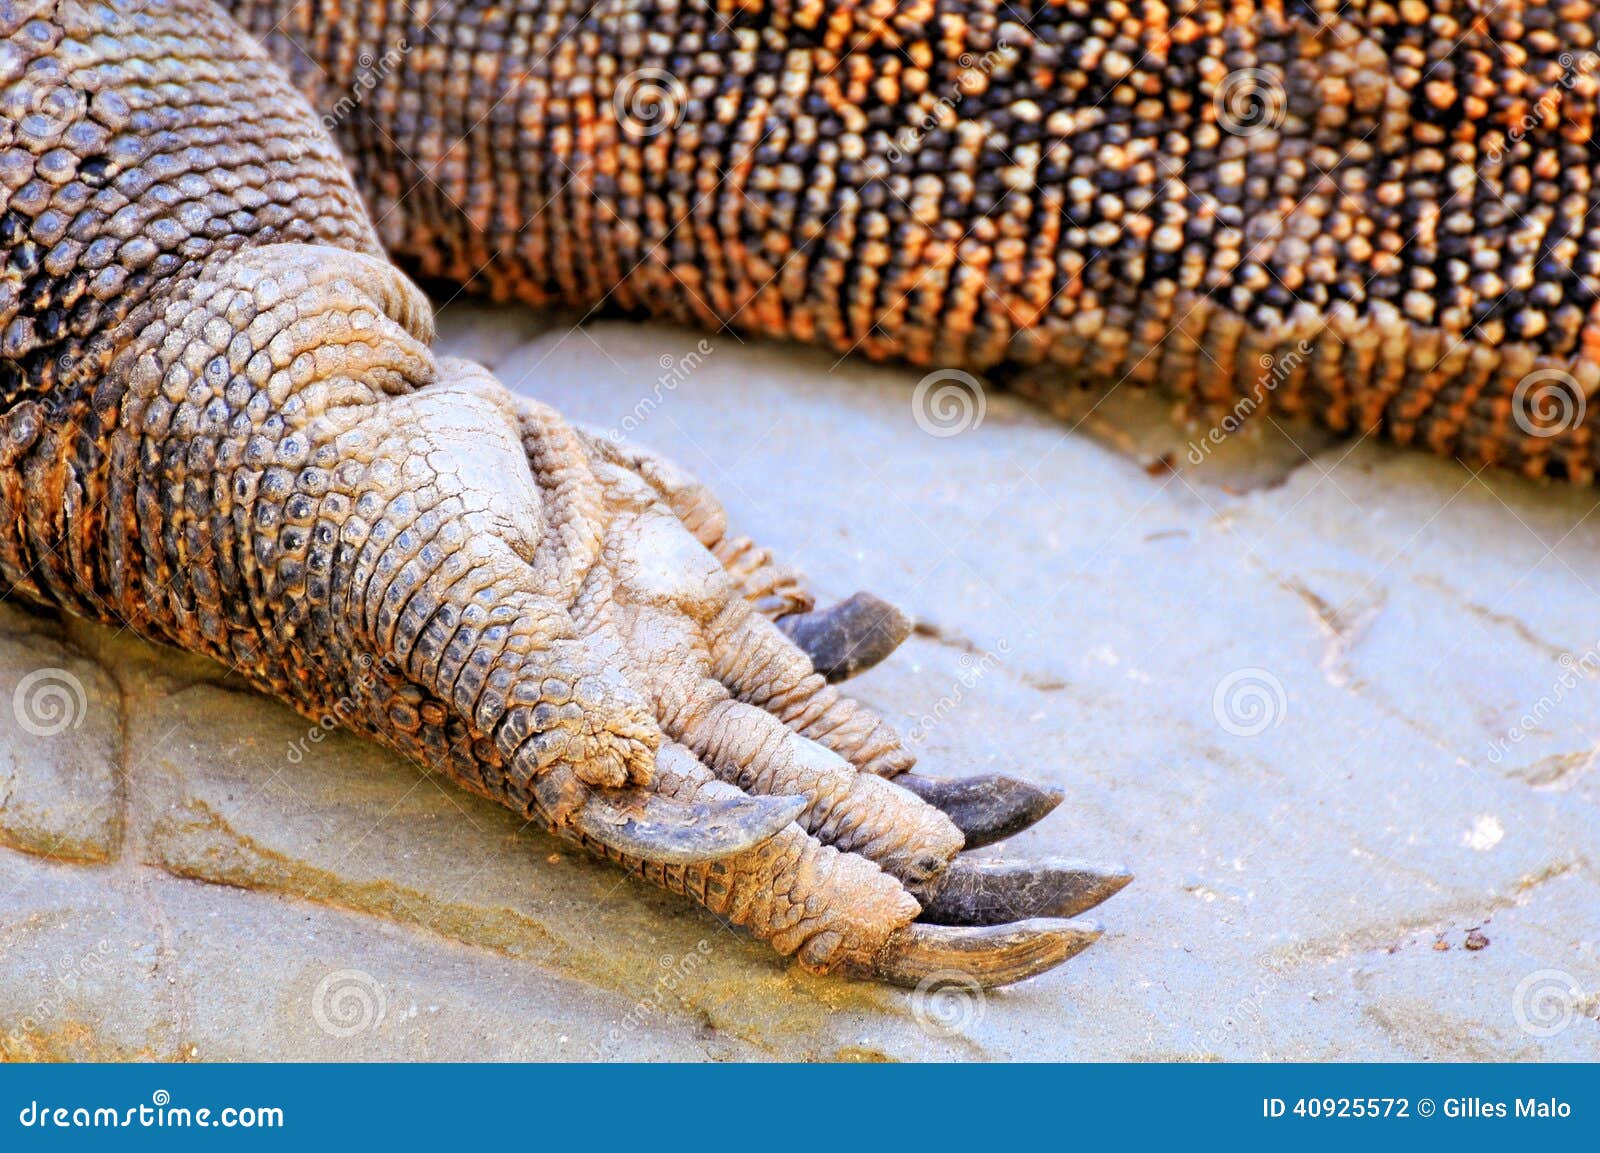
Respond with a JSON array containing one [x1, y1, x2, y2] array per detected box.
[[915, 856, 1133, 925], [667, 683, 964, 883], [532, 762, 804, 865], [863, 918, 1103, 988], [777, 591, 913, 682], [710, 602, 915, 778], [895, 771, 1065, 847]]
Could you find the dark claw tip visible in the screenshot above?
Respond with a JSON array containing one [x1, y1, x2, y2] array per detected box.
[[895, 771, 1065, 848], [538, 775, 804, 865], [868, 918, 1102, 989], [916, 856, 1134, 926], [778, 591, 912, 682]]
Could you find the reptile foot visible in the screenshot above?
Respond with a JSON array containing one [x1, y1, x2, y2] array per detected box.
[[863, 919, 1104, 989], [915, 857, 1134, 926], [50, 232, 1127, 988], [897, 771, 1066, 848], [776, 591, 913, 682]]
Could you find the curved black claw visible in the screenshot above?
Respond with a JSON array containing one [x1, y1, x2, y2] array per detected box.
[[916, 856, 1133, 926], [867, 918, 1102, 988], [896, 771, 1065, 849], [778, 591, 912, 682], [536, 775, 805, 865]]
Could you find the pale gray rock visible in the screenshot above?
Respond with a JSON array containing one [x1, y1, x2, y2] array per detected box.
[[0, 606, 121, 863]]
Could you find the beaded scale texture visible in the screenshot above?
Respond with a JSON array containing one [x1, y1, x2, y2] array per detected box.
[[233, 0, 1600, 480]]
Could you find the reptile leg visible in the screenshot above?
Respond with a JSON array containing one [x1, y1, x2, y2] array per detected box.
[[104, 242, 1117, 985], [516, 401, 1124, 976], [4, 0, 1121, 988], [567, 457, 1127, 928]]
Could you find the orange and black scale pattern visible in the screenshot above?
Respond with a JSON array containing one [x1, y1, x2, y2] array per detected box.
[[224, 0, 1600, 481]]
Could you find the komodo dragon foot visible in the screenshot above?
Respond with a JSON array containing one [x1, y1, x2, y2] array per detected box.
[[0, 0, 1128, 989], [376, 261, 1129, 984], [135, 244, 1130, 987], [60, 234, 1131, 986]]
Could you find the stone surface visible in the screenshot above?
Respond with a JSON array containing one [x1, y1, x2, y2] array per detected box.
[[0, 607, 121, 863], [1, 301, 1597, 1060]]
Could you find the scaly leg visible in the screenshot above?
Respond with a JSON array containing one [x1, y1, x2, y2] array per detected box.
[[100, 242, 1125, 985], [2, 0, 1128, 988]]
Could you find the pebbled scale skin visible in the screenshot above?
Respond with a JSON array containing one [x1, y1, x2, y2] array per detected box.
[[226, 0, 1600, 482]]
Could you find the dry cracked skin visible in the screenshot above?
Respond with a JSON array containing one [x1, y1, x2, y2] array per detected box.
[[3, 0, 1593, 985]]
